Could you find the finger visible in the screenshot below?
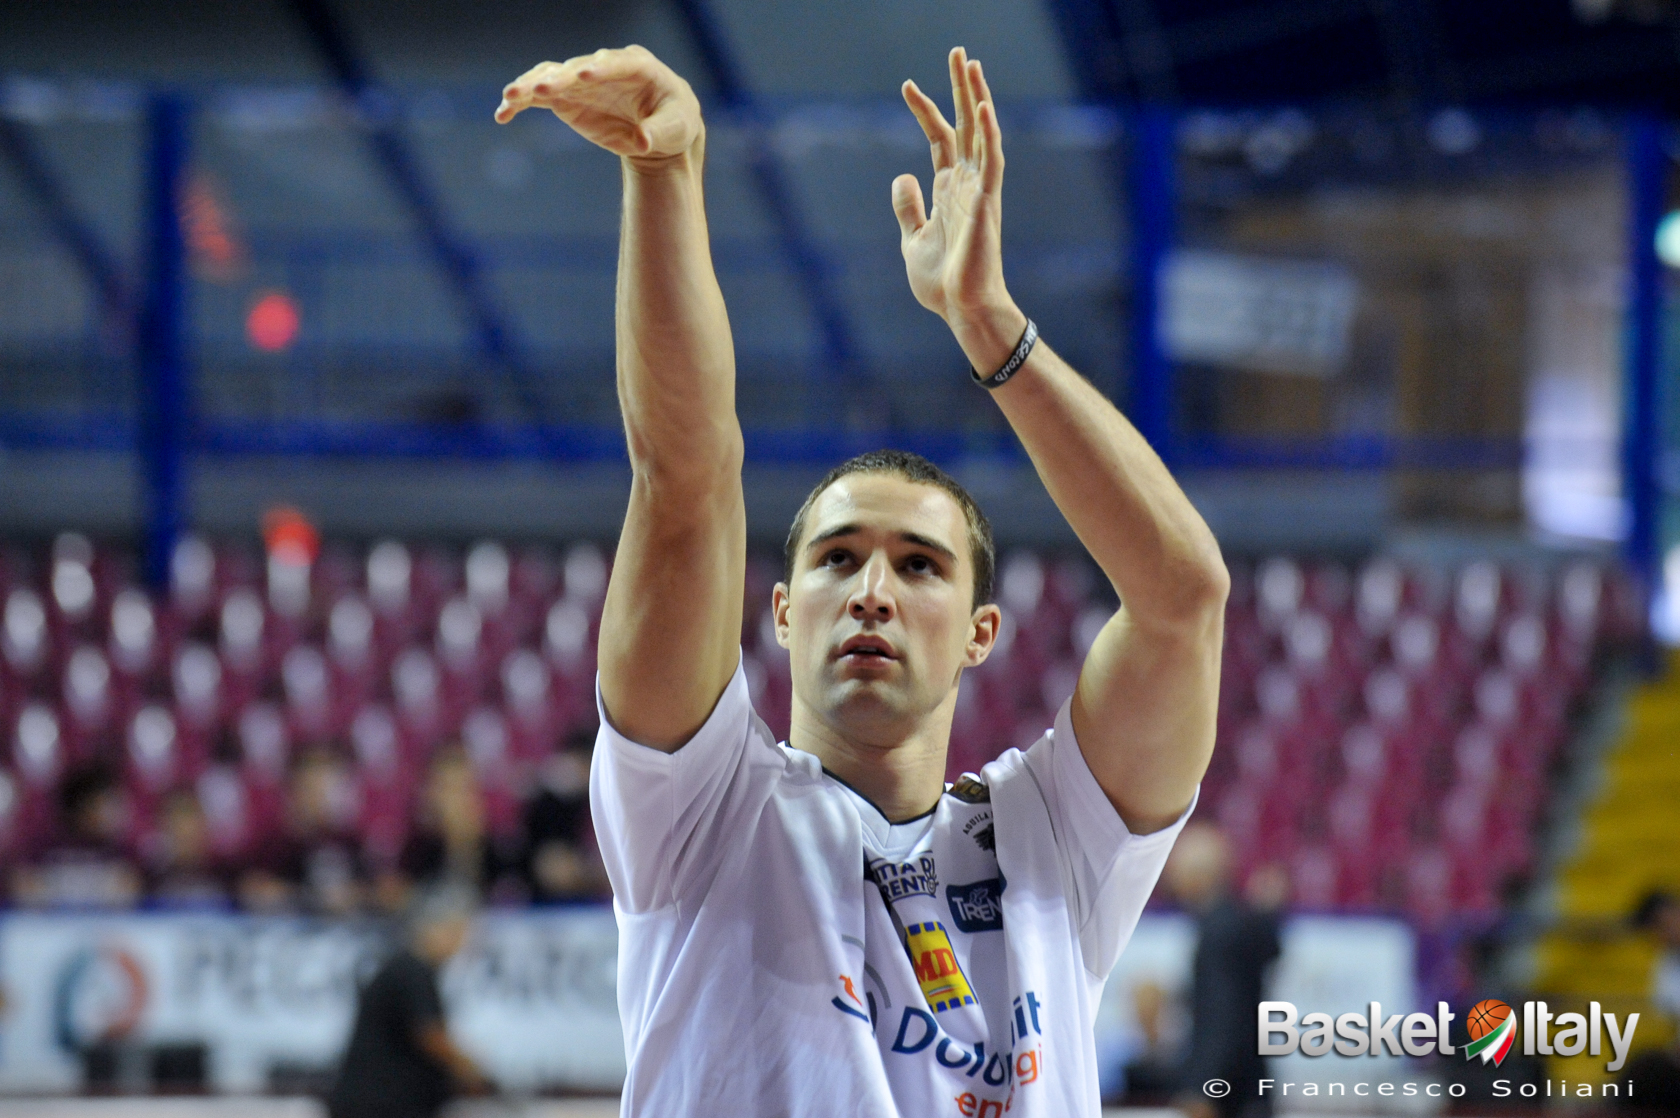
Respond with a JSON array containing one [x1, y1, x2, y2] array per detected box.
[[965, 59, 989, 162], [568, 47, 641, 88], [901, 81, 956, 171], [978, 100, 1005, 194], [502, 49, 632, 121], [969, 58, 996, 129], [496, 60, 568, 122], [948, 47, 972, 161], [891, 173, 927, 238], [496, 77, 533, 123]]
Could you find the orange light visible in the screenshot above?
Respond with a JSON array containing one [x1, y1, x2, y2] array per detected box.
[[181, 174, 245, 280], [262, 505, 320, 564], [246, 291, 300, 352]]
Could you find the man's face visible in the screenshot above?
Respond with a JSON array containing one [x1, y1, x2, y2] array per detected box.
[[1163, 824, 1230, 909], [773, 474, 999, 745], [418, 913, 473, 963]]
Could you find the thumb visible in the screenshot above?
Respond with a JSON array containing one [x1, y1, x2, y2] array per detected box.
[[637, 99, 694, 157], [891, 174, 926, 238]]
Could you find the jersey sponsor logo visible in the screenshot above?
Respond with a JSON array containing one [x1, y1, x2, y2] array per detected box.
[[905, 921, 975, 1011], [946, 875, 1006, 933], [867, 853, 939, 901], [832, 974, 872, 1024], [970, 822, 995, 853], [886, 993, 1048, 1115]]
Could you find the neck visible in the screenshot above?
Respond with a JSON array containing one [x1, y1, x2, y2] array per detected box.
[[788, 690, 956, 823]]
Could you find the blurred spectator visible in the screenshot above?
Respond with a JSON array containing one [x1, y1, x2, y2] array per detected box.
[[239, 745, 365, 914], [1166, 823, 1281, 1118], [328, 882, 493, 1118], [1641, 890, 1680, 1025], [145, 788, 235, 909], [1614, 890, 1680, 1111], [12, 768, 141, 909], [381, 747, 521, 908], [520, 741, 605, 902], [1102, 979, 1181, 1104], [1428, 930, 1544, 1100]]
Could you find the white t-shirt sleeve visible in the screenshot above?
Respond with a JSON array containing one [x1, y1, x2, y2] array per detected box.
[[589, 651, 774, 914], [1024, 696, 1197, 979]]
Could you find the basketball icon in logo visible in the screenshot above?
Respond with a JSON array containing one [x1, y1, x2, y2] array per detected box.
[[1464, 999, 1516, 1066], [1467, 999, 1510, 1040]]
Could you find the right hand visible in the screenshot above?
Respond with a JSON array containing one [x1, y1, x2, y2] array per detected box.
[[494, 45, 702, 164]]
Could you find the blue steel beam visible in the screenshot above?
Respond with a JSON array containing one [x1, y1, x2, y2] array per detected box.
[[1047, 0, 1179, 457], [669, 0, 858, 372], [0, 117, 130, 328], [1045, 0, 1129, 98], [138, 95, 190, 591], [285, 0, 546, 424], [1127, 106, 1176, 460], [1623, 115, 1664, 653]]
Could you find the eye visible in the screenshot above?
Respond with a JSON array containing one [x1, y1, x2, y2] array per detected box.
[[822, 549, 852, 567], [905, 555, 936, 575]]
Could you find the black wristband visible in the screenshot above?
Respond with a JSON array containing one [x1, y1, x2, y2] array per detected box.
[[970, 318, 1038, 390]]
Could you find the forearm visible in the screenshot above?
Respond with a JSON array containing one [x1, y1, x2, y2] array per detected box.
[[896, 47, 1217, 827], [617, 143, 744, 487], [601, 135, 745, 749], [418, 1025, 488, 1091], [954, 308, 1228, 625], [499, 47, 744, 747]]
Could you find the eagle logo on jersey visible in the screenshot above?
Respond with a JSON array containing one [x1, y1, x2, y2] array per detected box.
[[905, 921, 976, 1012]]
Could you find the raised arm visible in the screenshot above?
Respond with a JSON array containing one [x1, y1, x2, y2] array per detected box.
[[498, 47, 744, 751], [893, 50, 1227, 834]]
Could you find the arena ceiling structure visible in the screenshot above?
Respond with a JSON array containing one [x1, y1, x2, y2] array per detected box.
[[1041, 0, 1680, 109], [0, 0, 1675, 555]]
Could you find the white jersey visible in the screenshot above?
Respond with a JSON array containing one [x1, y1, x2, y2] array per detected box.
[[591, 653, 1191, 1117]]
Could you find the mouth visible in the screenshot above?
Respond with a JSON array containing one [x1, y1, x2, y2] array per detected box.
[[837, 636, 898, 663]]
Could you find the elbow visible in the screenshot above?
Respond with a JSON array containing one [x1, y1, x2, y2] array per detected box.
[[1193, 548, 1231, 612], [1170, 545, 1230, 620], [1138, 548, 1228, 633]]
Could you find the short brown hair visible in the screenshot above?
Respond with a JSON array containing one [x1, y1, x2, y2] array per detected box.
[[783, 449, 995, 610]]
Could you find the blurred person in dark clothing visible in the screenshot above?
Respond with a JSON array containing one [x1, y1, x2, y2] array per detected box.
[[376, 747, 521, 911], [239, 745, 365, 914], [521, 742, 606, 902], [1166, 823, 1281, 1118], [329, 882, 493, 1118], [1613, 890, 1680, 1112], [144, 787, 234, 908], [12, 768, 141, 909], [1103, 979, 1181, 1104]]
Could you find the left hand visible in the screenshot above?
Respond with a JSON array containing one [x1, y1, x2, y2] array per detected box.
[[893, 49, 1020, 349]]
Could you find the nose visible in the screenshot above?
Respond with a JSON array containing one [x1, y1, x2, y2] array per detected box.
[[848, 551, 895, 622]]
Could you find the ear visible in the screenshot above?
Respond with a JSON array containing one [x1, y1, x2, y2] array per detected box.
[[771, 582, 793, 649], [965, 603, 1002, 667]]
